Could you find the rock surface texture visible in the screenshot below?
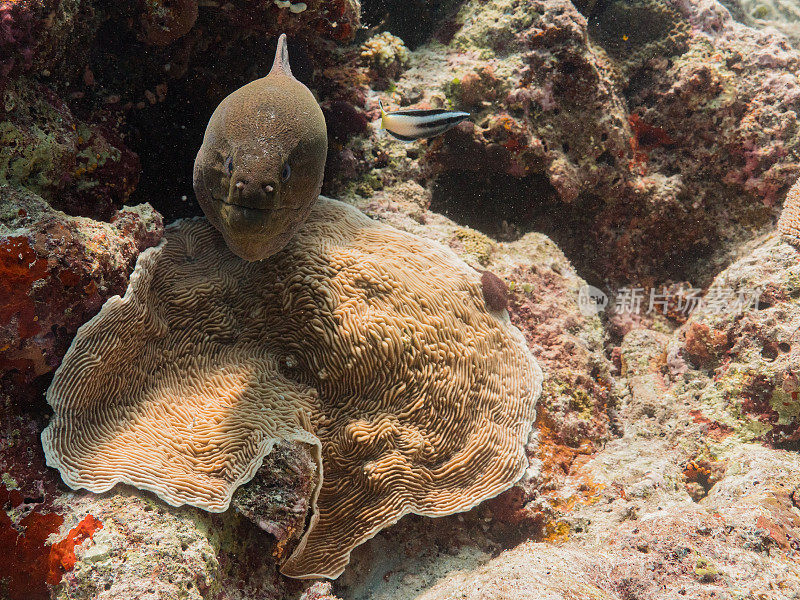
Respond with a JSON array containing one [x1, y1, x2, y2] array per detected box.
[[0, 186, 163, 381], [332, 0, 800, 284]]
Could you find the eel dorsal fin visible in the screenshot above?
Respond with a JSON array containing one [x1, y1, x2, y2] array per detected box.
[[269, 33, 294, 79]]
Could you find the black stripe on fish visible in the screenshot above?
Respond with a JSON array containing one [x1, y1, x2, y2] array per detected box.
[[419, 123, 458, 138], [385, 129, 421, 142], [387, 122, 462, 141]]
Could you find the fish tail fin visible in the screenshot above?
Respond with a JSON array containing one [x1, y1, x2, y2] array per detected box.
[[379, 99, 387, 130]]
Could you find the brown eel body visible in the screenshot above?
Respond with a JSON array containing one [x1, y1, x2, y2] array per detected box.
[[193, 34, 328, 261]]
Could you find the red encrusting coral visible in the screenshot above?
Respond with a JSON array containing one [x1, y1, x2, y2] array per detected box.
[[0, 483, 64, 600], [46, 514, 103, 585], [0, 488, 102, 600], [628, 113, 675, 173], [0, 188, 164, 381], [0, 236, 49, 339]]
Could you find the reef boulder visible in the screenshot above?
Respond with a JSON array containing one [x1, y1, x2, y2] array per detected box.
[[668, 234, 800, 449], [0, 185, 163, 382]]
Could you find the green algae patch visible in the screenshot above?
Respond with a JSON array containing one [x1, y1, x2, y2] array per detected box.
[[454, 227, 495, 265]]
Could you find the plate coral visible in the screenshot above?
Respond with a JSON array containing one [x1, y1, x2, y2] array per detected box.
[[41, 198, 542, 579]]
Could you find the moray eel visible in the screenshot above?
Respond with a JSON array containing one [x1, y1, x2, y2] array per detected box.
[[193, 34, 327, 261]]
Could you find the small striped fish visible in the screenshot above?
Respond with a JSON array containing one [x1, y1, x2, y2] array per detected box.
[[379, 100, 470, 141]]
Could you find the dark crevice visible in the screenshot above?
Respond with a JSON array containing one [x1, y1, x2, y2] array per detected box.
[[429, 171, 606, 287], [430, 171, 557, 240], [123, 76, 209, 222], [359, 0, 466, 48]]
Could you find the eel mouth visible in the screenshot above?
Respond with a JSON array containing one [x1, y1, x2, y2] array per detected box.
[[212, 196, 304, 233], [214, 197, 276, 230], [215, 195, 304, 215], [218, 197, 271, 213]]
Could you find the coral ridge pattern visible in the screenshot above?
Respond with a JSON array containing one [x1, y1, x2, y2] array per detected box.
[[41, 197, 542, 579]]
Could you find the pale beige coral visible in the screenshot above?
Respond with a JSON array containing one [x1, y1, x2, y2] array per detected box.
[[777, 177, 800, 247], [42, 197, 542, 579], [360, 32, 410, 74]]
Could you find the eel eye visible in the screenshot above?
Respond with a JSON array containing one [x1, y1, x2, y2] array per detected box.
[[281, 162, 291, 182], [225, 157, 234, 175]]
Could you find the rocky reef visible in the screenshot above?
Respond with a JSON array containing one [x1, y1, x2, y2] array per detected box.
[[329, 0, 800, 286], [722, 0, 800, 45], [0, 187, 162, 380], [3, 0, 800, 598]]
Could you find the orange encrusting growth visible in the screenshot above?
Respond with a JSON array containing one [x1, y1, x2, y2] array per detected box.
[[47, 514, 103, 585]]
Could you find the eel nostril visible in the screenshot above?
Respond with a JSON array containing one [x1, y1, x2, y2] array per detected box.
[[235, 181, 245, 191], [263, 184, 274, 194]]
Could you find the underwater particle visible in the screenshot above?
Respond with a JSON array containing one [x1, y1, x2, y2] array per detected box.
[[193, 34, 327, 261], [777, 177, 800, 249], [481, 270, 509, 312], [41, 197, 542, 580]]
